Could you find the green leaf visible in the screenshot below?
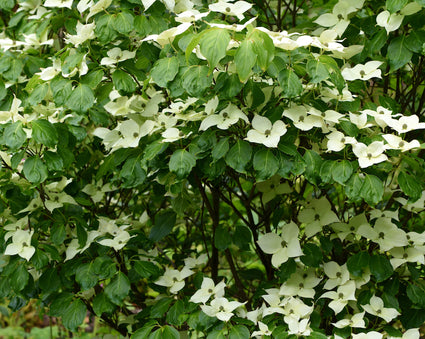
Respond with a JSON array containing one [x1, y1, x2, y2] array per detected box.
[[235, 39, 257, 82], [120, 156, 146, 188], [76, 262, 98, 290], [9, 264, 29, 292], [61, 52, 84, 76], [387, 36, 412, 72], [386, 0, 408, 13], [93, 293, 115, 316], [44, 151, 64, 171], [232, 226, 252, 249], [251, 29, 275, 71], [398, 171, 422, 201], [28, 83, 49, 106], [169, 149, 196, 179], [162, 326, 180, 339], [66, 84, 95, 113], [62, 299, 87, 332], [347, 251, 370, 277], [319, 160, 334, 183], [200, 28, 230, 74], [278, 69, 303, 98], [306, 59, 329, 83], [400, 308, 425, 329], [32, 119, 58, 148], [113, 11, 134, 34], [406, 283, 425, 307], [370, 254, 393, 282], [253, 149, 279, 180], [0, 0, 15, 11], [360, 174, 384, 205], [3, 121, 27, 150], [134, 260, 161, 279], [149, 210, 177, 242], [151, 57, 179, 87], [39, 268, 61, 294], [50, 78, 73, 106], [0, 81, 6, 102], [112, 70, 137, 93], [303, 150, 322, 185], [23, 156, 48, 184], [104, 272, 131, 305], [215, 73, 244, 99], [300, 243, 322, 267], [132, 320, 157, 339], [151, 298, 173, 318], [332, 160, 353, 184], [229, 325, 250, 339], [3, 58, 23, 81], [95, 14, 118, 43], [225, 140, 252, 173], [81, 69, 104, 89], [166, 300, 185, 326], [212, 137, 229, 161], [182, 66, 212, 96], [51, 223, 66, 245], [214, 225, 231, 251]]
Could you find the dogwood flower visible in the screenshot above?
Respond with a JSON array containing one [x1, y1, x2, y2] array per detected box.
[[65, 22, 96, 47], [282, 105, 322, 131], [287, 318, 311, 337], [257, 175, 292, 203], [281, 296, 313, 323], [44, 0, 73, 9], [389, 246, 425, 269], [298, 197, 339, 237], [388, 328, 420, 339], [245, 115, 287, 148], [262, 288, 286, 316], [100, 47, 136, 66], [257, 222, 303, 268], [251, 321, 272, 338], [155, 266, 194, 294], [341, 61, 383, 81], [190, 277, 226, 304], [97, 230, 133, 251], [280, 267, 322, 298], [326, 130, 356, 152], [352, 332, 383, 339], [362, 295, 400, 322], [200, 103, 248, 130], [376, 10, 404, 34], [323, 262, 350, 290], [382, 134, 420, 152], [4, 229, 35, 261], [384, 115, 425, 134], [333, 311, 366, 328], [201, 297, 245, 321], [209, 1, 252, 20], [357, 217, 408, 251], [320, 280, 357, 314], [352, 141, 388, 168], [331, 213, 369, 241], [87, 0, 112, 20]]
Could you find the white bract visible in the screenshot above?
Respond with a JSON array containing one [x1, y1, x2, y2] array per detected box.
[[155, 266, 194, 294], [376, 10, 404, 34], [208, 1, 252, 20], [341, 61, 383, 81], [245, 115, 287, 148], [352, 141, 388, 168], [200, 297, 245, 321], [190, 277, 226, 304], [4, 229, 35, 261], [362, 295, 400, 322], [199, 103, 248, 130]]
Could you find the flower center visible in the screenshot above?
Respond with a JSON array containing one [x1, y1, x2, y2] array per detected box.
[[299, 115, 305, 122], [403, 253, 408, 259], [264, 129, 271, 136], [399, 141, 405, 148], [219, 306, 225, 311], [225, 7, 231, 12], [314, 214, 320, 221], [281, 240, 287, 247], [133, 132, 139, 138], [378, 232, 385, 239], [367, 153, 372, 159], [336, 272, 342, 278], [350, 226, 355, 231], [338, 292, 344, 298], [340, 137, 346, 143], [402, 123, 408, 130], [179, 131, 184, 137], [337, 14, 343, 20], [359, 70, 366, 78], [222, 112, 229, 119], [208, 289, 213, 293]]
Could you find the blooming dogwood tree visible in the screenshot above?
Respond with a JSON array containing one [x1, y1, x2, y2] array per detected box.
[[1, 0, 425, 338]]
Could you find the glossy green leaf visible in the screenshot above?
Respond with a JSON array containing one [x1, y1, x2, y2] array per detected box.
[[306, 59, 329, 83], [212, 137, 229, 161], [169, 149, 196, 179], [406, 283, 425, 307], [370, 254, 393, 282], [360, 174, 384, 205], [398, 171, 422, 201], [66, 84, 95, 113], [112, 70, 137, 93], [278, 69, 303, 98], [253, 149, 279, 180], [214, 225, 231, 251], [28, 83, 49, 106], [62, 299, 87, 332], [332, 160, 353, 184], [3, 121, 26, 150], [151, 57, 179, 87], [113, 11, 134, 34], [32, 119, 58, 148], [149, 210, 177, 242], [229, 325, 250, 339], [76, 262, 98, 290], [23, 156, 48, 184], [347, 251, 370, 277], [104, 272, 131, 305], [182, 66, 212, 96], [387, 36, 412, 72], [93, 292, 115, 316], [200, 28, 230, 74], [235, 39, 256, 82], [225, 140, 252, 173], [386, 0, 408, 13]]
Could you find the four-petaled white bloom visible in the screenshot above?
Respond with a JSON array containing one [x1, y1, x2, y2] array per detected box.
[[4, 229, 36, 261], [352, 332, 383, 339], [298, 197, 339, 237], [65, 22, 96, 47], [323, 261, 350, 290], [352, 141, 388, 168], [200, 103, 248, 130], [376, 10, 404, 34], [101, 47, 137, 66], [208, 1, 252, 20], [383, 134, 420, 152], [341, 61, 383, 81], [245, 115, 287, 148], [155, 266, 194, 294], [257, 222, 303, 268], [44, 0, 73, 8], [384, 115, 425, 134], [190, 277, 226, 304], [362, 295, 400, 322], [320, 280, 357, 314], [326, 130, 356, 152], [201, 297, 245, 322], [251, 321, 272, 338], [332, 311, 366, 328], [257, 175, 292, 203]]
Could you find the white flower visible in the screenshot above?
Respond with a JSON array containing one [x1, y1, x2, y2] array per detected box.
[[320, 280, 357, 314], [4, 230, 35, 261], [376, 10, 404, 34], [281, 296, 313, 323], [87, 0, 112, 20], [65, 231, 101, 261], [341, 61, 383, 81], [352, 332, 383, 339], [257, 222, 303, 268], [245, 115, 287, 148], [199, 103, 248, 130], [287, 318, 311, 337], [64, 22, 96, 47], [357, 217, 408, 251], [37, 58, 61, 81], [384, 115, 425, 134], [362, 295, 400, 322], [257, 175, 292, 204], [326, 130, 356, 152], [100, 47, 136, 66], [298, 197, 339, 238], [282, 105, 322, 131], [251, 321, 272, 338], [77, 0, 93, 13], [190, 277, 226, 304], [44, 0, 73, 9], [382, 134, 420, 152], [332, 213, 369, 241], [209, 1, 252, 20], [161, 127, 191, 143], [352, 141, 388, 168], [97, 230, 133, 251], [184, 253, 208, 269], [155, 266, 194, 294], [389, 246, 425, 269], [323, 261, 350, 290], [201, 297, 245, 322], [280, 268, 322, 298], [332, 311, 366, 328], [388, 328, 420, 339]]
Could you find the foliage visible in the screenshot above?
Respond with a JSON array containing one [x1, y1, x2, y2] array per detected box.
[[0, 0, 425, 338]]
